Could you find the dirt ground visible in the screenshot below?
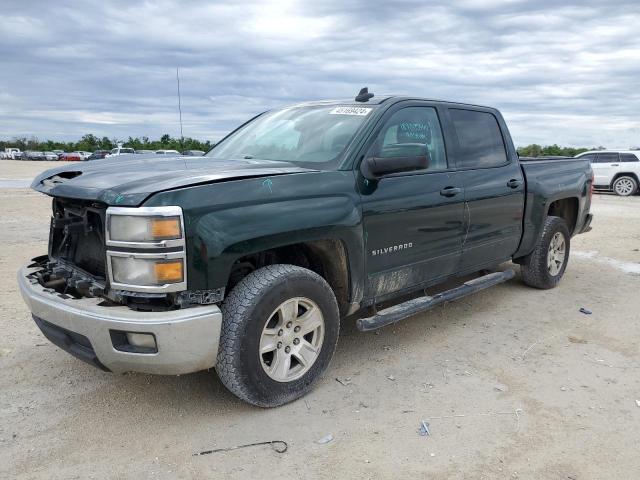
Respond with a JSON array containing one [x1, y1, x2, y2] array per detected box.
[[1, 160, 639, 479]]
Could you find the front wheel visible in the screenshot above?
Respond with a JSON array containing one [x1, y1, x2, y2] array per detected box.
[[216, 264, 340, 407], [612, 176, 638, 196], [521, 216, 570, 289]]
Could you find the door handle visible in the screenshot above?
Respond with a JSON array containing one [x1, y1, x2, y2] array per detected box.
[[507, 179, 522, 188], [440, 186, 461, 197], [610, 164, 619, 166]]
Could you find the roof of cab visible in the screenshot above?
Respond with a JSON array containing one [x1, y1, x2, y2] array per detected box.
[[289, 95, 498, 111], [291, 95, 394, 107]]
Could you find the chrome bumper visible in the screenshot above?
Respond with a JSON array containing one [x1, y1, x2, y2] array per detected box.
[[18, 264, 222, 375]]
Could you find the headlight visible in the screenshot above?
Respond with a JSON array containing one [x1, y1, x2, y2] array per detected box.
[[111, 256, 184, 286], [108, 214, 182, 242], [106, 206, 187, 293]]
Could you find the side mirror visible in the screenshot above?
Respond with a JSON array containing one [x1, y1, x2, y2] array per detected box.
[[361, 143, 430, 180]]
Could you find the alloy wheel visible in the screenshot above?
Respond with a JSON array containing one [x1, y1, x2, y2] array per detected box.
[[259, 297, 325, 382], [547, 231, 566, 276], [614, 178, 635, 196]]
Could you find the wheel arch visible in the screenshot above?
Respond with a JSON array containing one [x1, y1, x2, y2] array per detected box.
[[547, 197, 579, 235], [514, 195, 579, 265], [226, 239, 354, 316], [610, 172, 639, 188]]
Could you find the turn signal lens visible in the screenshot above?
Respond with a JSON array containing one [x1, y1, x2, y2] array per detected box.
[[151, 217, 181, 240], [154, 261, 184, 283]]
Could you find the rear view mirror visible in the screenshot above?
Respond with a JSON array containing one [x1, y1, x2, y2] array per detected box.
[[361, 143, 430, 180]]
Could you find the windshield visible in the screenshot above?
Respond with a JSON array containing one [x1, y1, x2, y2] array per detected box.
[[206, 105, 374, 165]]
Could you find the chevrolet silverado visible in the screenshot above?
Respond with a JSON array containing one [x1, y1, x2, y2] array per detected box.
[[18, 89, 593, 406]]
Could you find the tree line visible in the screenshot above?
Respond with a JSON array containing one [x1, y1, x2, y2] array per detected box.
[[0, 134, 213, 153], [516, 144, 607, 157], [1, 135, 633, 158]]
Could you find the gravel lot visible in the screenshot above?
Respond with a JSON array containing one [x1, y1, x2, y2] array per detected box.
[[1, 160, 639, 479]]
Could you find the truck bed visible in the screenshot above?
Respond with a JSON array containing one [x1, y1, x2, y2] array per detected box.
[[514, 156, 592, 258]]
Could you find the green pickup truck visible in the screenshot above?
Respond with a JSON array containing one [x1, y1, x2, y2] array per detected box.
[[19, 90, 593, 406]]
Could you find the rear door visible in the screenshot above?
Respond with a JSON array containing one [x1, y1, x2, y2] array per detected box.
[[594, 152, 620, 186], [359, 102, 465, 300], [447, 108, 525, 271]]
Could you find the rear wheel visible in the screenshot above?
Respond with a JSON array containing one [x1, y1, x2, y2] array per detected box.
[[521, 216, 570, 289], [612, 176, 638, 196], [216, 264, 340, 407]]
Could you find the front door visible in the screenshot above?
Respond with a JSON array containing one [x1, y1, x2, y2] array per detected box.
[[447, 107, 525, 270], [358, 103, 466, 300]]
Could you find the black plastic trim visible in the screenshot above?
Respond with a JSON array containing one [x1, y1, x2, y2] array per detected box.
[[32, 315, 110, 371]]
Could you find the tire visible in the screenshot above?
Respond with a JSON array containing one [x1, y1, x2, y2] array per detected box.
[[520, 216, 570, 290], [612, 176, 638, 196], [216, 264, 340, 407]]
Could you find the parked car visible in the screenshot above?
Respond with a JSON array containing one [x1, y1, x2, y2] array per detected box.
[[20, 91, 593, 407], [106, 147, 135, 157], [52, 150, 64, 156], [59, 152, 82, 161], [182, 150, 205, 156], [85, 150, 110, 161], [135, 150, 155, 154], [24, 151, 46, 161], [575, 150, 640, 196], [3, 147, 22, 159], [155, 149, 181, 155], [43, 151, 59, 161], [75, 151, 92, 160]]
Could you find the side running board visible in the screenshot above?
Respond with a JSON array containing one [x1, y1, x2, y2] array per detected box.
[[356, 270, 515, 332]]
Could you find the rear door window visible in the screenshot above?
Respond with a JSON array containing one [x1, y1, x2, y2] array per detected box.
[[450, 109, 507, 168], [596, 153, 619, 163]]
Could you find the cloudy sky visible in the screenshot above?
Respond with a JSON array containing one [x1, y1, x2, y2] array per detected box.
[[1, 0, 639, 147]]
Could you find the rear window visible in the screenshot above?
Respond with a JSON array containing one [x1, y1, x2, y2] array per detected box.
[[450, 109, 507, 168], [620, 153, 639, 162]]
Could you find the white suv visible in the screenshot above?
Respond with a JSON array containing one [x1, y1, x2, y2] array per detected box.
[[106, 147, 135, 157], [575, 150, 640, 196]]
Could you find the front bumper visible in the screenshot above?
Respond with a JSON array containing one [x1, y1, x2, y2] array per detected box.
[[18, 264, 222, 375]]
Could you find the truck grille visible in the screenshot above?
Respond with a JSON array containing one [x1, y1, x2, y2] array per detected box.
[[49, 198, 107, 279]]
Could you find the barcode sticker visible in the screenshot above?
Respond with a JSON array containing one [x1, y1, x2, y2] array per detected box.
[[329, 106, 372, 116]]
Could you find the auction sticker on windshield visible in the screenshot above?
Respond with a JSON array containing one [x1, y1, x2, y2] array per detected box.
[[329, 106, 372, 116]]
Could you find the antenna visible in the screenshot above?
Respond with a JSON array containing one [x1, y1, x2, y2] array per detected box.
[[355, 87, 374, 102], [176, 67, 184, 144]]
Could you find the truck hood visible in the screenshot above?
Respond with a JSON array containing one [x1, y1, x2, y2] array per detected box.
[[31, 155, 317, 206]]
